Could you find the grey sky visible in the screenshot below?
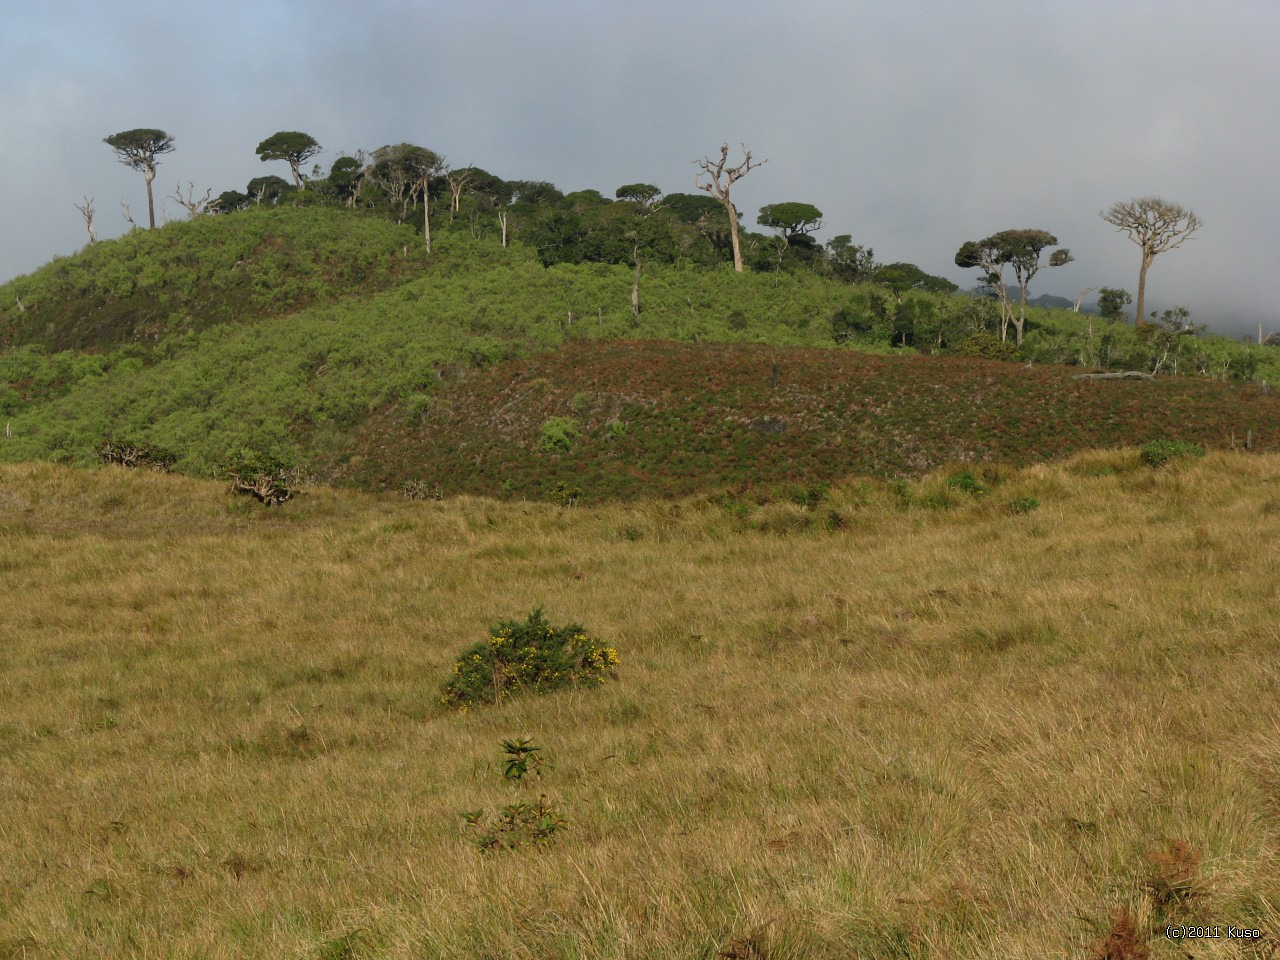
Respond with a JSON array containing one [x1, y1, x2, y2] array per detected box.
[[3, 0, 1277, 336]]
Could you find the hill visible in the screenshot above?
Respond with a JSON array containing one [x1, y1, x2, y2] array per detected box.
[[3, 454, 1278, 957], [0, 206, 426, 351], [3, 204, 1279, 500]]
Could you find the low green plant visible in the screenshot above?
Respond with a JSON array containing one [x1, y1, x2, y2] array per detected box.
[[1140, 438, 1205, 468], [946, 470, 986, 495], [439, 609, 619, 709], [1009, 496, 1040, 515], [461, 739, 568, 852], [500, 738, 550, 782], [462, 795, 567, 852], [552, 480, 583, 507], [540, 416, 580, 452]]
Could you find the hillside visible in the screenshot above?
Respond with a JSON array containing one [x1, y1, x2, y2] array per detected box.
[[330, 339, 1280, 500], [3, 454, 1279, 957], [0, 206, 427, 351], [3, 204, 1280, 500]]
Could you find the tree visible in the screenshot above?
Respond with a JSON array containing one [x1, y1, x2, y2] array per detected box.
[[616, 183, 662, 213], [104, 128, 175, 229], [256, 131, 323, 190], [1097, 287, 1132, 322], [955, 237, 1016, 342], [1100, 197, 1201, 326], [757, 202, 823, 241], [246, 176, 292, 206], [825, 235, 879, 283], [956, 230, 1071, 345], [73, 196, 96, 244], [370, 144, 444, 250], [695, 143, 767, 273], [1000, 230, 1072, 346], [873, 262, 958, 300]]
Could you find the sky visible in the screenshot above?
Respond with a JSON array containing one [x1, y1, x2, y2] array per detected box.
[[3, 0, 1278, 337]]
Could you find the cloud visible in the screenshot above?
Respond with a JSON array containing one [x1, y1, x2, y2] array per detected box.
[[3, 0, 1278, 336]]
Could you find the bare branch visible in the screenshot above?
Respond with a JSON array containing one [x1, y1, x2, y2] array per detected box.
[[73, 196, 96, 244], [169, 182, 213, 219]]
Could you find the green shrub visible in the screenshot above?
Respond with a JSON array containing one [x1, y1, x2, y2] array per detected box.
[[954, 331, 1020, 362], [539, 416, 580, 452], [224, 448, 297, 505], [440, 609, 619, 709], [1140, 438, 1205, 468], [552, 480, 583, 507], [946, 470, 986, 495], [1009, 496, 1040, 515]]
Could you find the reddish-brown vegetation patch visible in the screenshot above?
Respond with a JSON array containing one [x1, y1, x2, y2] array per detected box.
[[325, 340, 1280, 500]]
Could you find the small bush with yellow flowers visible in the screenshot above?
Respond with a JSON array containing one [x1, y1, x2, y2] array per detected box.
[[440, 609, 619, 709]]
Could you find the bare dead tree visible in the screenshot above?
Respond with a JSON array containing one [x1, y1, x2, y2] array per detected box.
[[1073, 287, 1096, 312], [73, 196, 97, 244], [446, 167, 474, 219], [694, 143, 767, 273], [169, 182, 212, 219], [120, 199, 138, 229], [497, 209, 509, 248], [1100, 197, 1202, 325]]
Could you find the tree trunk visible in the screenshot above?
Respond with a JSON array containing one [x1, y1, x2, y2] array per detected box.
[[727, 203, 743, 272], [144, 167, 157, 229], [423, 179, 431, 254], [1136, 252, 1153, 325]]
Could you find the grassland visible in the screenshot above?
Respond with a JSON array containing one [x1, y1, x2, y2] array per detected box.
[[3, 452, 1279, 958]]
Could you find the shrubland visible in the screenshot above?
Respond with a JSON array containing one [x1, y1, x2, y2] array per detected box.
[[2, 207, 1278, 497]]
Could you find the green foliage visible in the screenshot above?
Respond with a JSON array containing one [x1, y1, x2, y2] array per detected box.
[[1139, 438, 1205, 468], [954, 331, 1020, 361], [1009, 496, 1040, 515], [255, 131, 322, 186], [946, 470, 986, 495], [500, 738, 549, 782], [461, 740, 568, 852], [540, 416, 580, 452], [0, 205, 426, 350], [224, 446, 297, 505], [1097, 287, 1132, 322], [757, 202, 824, 239], [552, 480, 583, 507], [439, 609, 619, 709], [462, 794, 568, 853]]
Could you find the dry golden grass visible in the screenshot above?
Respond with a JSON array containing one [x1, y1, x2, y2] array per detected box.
[[2, 453, 1280, 959]]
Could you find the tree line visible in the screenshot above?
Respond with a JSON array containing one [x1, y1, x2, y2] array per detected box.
[[100, 129, 1203, 345]]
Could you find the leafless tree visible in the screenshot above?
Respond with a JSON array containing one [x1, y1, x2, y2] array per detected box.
[[694, 143, 767, 273], [120, 199, 138, 229], [446, 167, 474, 219], [169, 182, 212, 219], [73, 196, 96, 244], [1072, 287, 1096, 313], [1100, 197, 1202, 325]]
